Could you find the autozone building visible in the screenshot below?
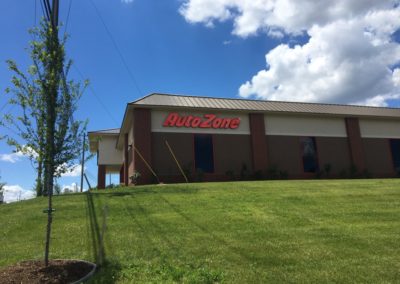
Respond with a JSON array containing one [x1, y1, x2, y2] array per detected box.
[[88, 93, 400, 188]]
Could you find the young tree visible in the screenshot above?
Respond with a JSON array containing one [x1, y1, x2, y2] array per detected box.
[[0, 175, 5, 204], [2, 20, 88, 265]]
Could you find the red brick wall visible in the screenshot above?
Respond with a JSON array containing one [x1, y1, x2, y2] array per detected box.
[[133, 108, 153, 184], [345, 117, 366, 171], [249, 113, 268, 173], [97, 165, 106, 189], [124, 133, 129, 186]]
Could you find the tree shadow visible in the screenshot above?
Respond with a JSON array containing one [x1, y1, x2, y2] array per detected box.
[[122, 196, 181, 258], [85, 191, 121, 283], [157, 195, 258, 264]]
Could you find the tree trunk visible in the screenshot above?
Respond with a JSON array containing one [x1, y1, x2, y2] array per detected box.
[[44, 25, 60, 267], [36, 158, 43, 196]]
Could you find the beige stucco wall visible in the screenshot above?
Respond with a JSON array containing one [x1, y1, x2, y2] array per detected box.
[[360, 118, 400, 138], [98, 136, 123, 165], [151, 110, 250, 135], [265, 114, 347, 137]]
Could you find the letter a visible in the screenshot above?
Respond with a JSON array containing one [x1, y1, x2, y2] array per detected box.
[[163, 113, 179, 127]]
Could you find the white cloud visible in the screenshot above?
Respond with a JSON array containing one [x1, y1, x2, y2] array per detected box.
[[0, 152, 24, 163], [60, 164, 83, 177], [179, 0, 400, 106], [121, 0, 134, 3], [62, 182, 84, 193], [55, 163, 85, 177], [394, 68, 400, 87], [180, 0, 396, 37], [0, 146, 38, 163], [2, 185, 36, 203]]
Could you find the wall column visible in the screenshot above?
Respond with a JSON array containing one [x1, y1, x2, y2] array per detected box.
[[124, 133, 129, 186], [119, 165, 124, 184], [345, 117, 366, 171], [133, 108, 152, 184], [97, 165, 106, 189], [249, 113, 268, 173]]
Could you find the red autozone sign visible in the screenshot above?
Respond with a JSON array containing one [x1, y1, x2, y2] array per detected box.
[[163, 113, 240, 129]]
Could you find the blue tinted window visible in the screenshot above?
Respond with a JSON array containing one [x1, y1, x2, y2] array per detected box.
[[301, 137, 318, 173], [194, 134, 214, 173], [390, 139, 400, 172]]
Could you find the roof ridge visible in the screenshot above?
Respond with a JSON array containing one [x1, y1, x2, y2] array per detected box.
[[131, 92, 400, 110], [88, 128, 120, 133]]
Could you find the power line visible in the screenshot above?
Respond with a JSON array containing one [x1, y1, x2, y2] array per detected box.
[[0, 102, 9, 114], [39, 0, 47, 22], [34, 0, 37, 27], [89, 0, 143, 97], [63, 0, 73, 36], [72, 64, 119, 125]]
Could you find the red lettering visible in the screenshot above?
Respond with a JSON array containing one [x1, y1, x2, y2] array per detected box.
[[163, 113, 241, 129], [176, 116, 187, 127], [229, 118, 240, 129], [163, 112, 178, 127], [212, 118, 222, 128], [200, 114, 215, 128], [191, 117, 201, 127], [220, 118, 231, 128], [184, 115, 193, 127]]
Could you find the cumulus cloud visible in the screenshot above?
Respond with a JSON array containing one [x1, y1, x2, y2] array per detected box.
[[0, 152, 25, 163], [60, 164, 83, 177], [0, 146, 38, 163], [62, 182, 84, 193], [2, 185, 36, 203], [180, 0, 400, 106]]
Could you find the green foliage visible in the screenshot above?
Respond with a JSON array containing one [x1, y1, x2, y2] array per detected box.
[[53, 183, 62, 195], [129, 171, 141, 185], [239, 163, 249, 180], [0, 175, 5, 204], [0, 175, 5, 192], [195, 168, 204, 182], [324, 163, 332, 177], [2, 20, 89, 196], [1, 179, 400, 283], [225, 169, 235, 181], [267, 164, 289, 180]]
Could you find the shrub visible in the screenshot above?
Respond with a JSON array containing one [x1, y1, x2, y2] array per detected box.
[[130, 171, 141, 185]]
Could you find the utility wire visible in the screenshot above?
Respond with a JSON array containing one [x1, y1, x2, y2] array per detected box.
[[63, 0, 73, 36], [34, 0, 37, 27], [39, 0, 47, 22], [72, 64, 119, 125], [0, 102, 9, 114], [42, 0, 51, 22], [89, 0, 143, 97]]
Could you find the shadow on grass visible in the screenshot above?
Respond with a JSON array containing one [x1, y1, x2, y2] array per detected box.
[[86, 191, 121, 283], [158, 195, 257, 264], [122, 197, 180, 257], [105, 185, 199, 198]]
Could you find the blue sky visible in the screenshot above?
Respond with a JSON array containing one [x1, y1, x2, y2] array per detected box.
[[0, 0, 399, 201]]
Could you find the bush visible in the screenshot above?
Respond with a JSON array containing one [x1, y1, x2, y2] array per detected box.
[[129, 171, 141, 185], [225, 170, 235, 181]]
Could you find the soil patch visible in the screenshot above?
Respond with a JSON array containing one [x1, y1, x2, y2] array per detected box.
[[0, 259, 95, 284]]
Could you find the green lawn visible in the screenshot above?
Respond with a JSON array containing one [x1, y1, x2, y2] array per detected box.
[[1, 179, 400, 283]]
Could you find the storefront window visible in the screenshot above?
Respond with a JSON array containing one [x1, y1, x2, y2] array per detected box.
[[390, 139, 400, 172], [301, 137, 318, 173], [194, 134, 214, 173]]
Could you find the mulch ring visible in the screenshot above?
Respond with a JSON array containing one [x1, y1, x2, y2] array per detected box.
[[0, 259, 95, 284]]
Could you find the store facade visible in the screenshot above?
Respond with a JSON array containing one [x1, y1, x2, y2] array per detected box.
[[89, 93, 400, 188]]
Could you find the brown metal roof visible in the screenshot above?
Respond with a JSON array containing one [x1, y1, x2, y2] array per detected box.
[[88, 128, 120, 135], [130, 93, 400, 118]]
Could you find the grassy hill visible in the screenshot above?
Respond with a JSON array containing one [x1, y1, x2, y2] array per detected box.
[[1, 179, 400, 283]]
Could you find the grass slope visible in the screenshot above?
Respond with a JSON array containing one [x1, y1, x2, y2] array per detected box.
[[1, 179, 400, 283]]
